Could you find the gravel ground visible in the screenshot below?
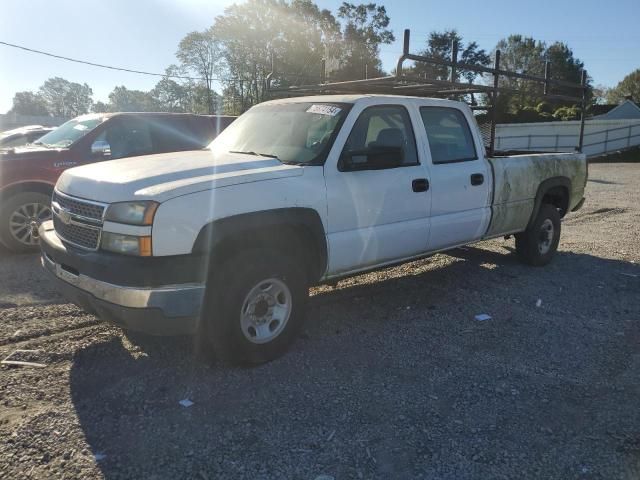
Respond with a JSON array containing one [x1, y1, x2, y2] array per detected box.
[[1, 162, 639, 480]]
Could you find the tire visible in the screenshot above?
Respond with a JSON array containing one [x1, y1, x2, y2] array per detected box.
[[515, 203, 561, 266], [0, 192, 52, 253], [199, 248, 309, 366]]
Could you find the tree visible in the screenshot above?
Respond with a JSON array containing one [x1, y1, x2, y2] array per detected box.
[[151, 76, 190, 112], [606, 69, 640, 104], [92, 101, 110, 113], [107, 86, 158, 112], [490, 36, 590, 118], [332, 2, 394, 81], [592, 84, 610, 105], [493, 35, 546, 112], [176, 29, 222, 114], [544, 42, 587, 100], [212, 0, 337, 114], [38, 77, 93, 117], [413, 30, 490, 85], [9, 91, 49, 116]]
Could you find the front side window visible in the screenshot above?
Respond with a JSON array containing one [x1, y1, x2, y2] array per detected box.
[[209, 102, 351, 165], [340, 105, 418, 171], [94, 117, 153, 159], [420, 107, 477, 164]]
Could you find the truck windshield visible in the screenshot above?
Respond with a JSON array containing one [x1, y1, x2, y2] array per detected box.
[[36, 116, 106, 148], [209, 102, 351, 165]]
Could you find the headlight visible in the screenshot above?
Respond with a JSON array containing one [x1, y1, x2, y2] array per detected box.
[[104, 201, 158, 225], [101, 232, 152, 256]]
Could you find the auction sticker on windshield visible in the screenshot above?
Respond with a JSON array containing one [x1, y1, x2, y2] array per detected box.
[[306, 105, 342, 116]]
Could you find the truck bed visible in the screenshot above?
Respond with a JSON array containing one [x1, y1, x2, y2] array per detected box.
[[485, 152, 587, 237]]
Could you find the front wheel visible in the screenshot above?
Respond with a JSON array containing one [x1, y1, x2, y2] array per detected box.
[[199, 249, 309, 365], [515, 203, 561, 266], [0, 192, 52, 253]]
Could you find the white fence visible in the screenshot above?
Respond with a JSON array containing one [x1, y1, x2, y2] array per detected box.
[[495, 119, 640, 157]]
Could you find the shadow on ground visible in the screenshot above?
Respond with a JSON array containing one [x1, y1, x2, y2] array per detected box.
[[69, 246, 640, 479]]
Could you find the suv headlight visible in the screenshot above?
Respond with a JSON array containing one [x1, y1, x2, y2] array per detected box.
[[104, 201, 159, 226]]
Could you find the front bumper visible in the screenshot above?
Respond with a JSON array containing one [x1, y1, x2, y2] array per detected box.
[[39, 221, 204, 335]]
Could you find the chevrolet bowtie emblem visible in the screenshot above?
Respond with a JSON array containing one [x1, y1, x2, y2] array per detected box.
[[57, 208, 73, 225]]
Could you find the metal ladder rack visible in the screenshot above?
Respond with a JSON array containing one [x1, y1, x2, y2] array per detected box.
[[267, 29, 589, 156]]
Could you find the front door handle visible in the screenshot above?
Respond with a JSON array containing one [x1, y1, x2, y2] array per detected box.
[[412, 178, 429, 192], [470, 173, 484, 186]]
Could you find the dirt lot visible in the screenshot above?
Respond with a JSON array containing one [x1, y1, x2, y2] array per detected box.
[[1, 162, 639, 480]]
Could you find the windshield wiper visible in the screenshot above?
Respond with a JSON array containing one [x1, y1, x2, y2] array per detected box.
[[229, 150, 279, 159], [32, 141, 51, 148]]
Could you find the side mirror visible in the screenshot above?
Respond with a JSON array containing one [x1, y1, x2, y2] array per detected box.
[[91, 140, 111, 157], [340, 145, 404, 171]]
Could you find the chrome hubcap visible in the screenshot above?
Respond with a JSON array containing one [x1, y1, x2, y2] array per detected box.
[[240, 278, 292, 344], [9, 202, 52, 246], [538, 218, 554, 255]]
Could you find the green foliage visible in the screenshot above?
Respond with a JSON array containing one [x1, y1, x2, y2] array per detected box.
[[92, 101, 109, 113], [175, 29, 221, 113], [107, 86, 159, 112], [9, 78, 93, 118], [491, 35, 590, 118], [413, 30, 490, 85], [606, 69, 640, 104], [553, 105, 580, 121], [9, 91, 49, 116], [38, 77, 93, 117], [536, 101, 553, 114], [212, 0, 340, 114], [331, 2, 394, 81]]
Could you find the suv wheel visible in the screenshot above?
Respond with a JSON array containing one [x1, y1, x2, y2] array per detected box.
[[0, 192, 52, 253], [515, 203, 561, 266], [200, 248, 309, 365]]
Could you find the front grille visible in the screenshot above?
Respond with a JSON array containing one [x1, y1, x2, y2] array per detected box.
[[53, 192, 105, 221], [53, 215, 101, 250]]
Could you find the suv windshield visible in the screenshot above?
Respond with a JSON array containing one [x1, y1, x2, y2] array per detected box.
[[36, 115, 106, 148], [209, 102, 351, 165]]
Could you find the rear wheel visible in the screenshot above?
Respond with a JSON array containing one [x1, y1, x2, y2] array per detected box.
[[199, 249, 308, 365], [515, 203, 561, 266], [0, 192, 52, 253]]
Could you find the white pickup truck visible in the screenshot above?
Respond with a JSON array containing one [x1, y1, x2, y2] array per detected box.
[[40, 95, 587, 364]]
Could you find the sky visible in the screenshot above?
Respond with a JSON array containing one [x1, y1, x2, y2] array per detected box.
[[1, 0, 638, 114]]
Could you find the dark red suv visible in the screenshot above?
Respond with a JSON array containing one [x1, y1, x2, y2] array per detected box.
[[0, 112, 234, 252]]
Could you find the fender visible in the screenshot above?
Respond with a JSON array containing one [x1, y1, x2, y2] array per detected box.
[[0, 180, 56, 201], [192, 207, 328, 281], [527, 176, 571, 229]]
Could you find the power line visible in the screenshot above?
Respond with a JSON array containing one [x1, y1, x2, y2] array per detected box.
[[0, 40, 319, 83], [0, 40, 211, 81]]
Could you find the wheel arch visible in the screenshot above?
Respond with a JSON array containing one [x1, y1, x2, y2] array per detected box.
[[527, 176, 571, 229], [192, 208, 328, 284], [0, 181, 55, 204]]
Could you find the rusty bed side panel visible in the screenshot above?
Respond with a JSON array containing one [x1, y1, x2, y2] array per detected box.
[[485, 153, 586, 237]]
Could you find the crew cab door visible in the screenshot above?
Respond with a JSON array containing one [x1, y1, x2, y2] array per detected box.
[[419, 106, 491, 250], [324, 104, 431, 275]]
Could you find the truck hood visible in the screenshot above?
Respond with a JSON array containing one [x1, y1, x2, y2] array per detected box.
[[55, 149, 304, 203]]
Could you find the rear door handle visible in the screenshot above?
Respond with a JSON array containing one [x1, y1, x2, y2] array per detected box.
[[470, 173, 484, 186], [412, 178, 429, 192]]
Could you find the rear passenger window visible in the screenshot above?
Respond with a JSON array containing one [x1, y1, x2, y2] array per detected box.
[[420, 107, 477, 164]]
